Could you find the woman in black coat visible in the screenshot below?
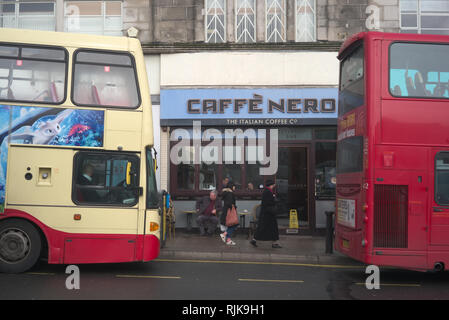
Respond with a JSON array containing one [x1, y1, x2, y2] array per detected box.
[[219, 181, 238, 245], [250, 180, 281, 248]]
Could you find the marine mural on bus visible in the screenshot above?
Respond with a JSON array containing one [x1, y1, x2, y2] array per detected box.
[[0, 105, 105, 211]]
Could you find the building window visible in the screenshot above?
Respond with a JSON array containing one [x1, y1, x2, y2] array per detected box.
[[205, 0, 226, 43], [235, 0, 256, 43], [296, 0, 316, 42], [266, 0, 286, 42], [400, 0, 449, 35], [0, 1, 56, 31], [65, 1, 123, 36]]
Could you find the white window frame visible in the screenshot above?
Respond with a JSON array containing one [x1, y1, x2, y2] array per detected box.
[[400, 0, 449, 34], [235, 0, 256, 43], [295, 0, 316, 42], [265, 0, 286, 43], [0, 1, 56, 31], [64, 0, 123, 36], [205, 0, 226, 43]]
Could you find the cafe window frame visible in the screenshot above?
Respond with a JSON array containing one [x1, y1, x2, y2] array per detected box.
[[169, 126, 275, 199], [169, 126, 337, 199]]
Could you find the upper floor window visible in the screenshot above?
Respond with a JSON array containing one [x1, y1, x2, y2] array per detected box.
[[266, 0, 286, 42], [205, 0, 226, 43], [65, 1, 123, 36], [72, 50, 140, 108], [296, 0, 316, 42], [0, 1, 56, 31], [400, 0, 449, 35], [235, 0, 256, 43]]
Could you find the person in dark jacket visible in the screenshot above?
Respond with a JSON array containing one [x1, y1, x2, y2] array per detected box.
[[196, 190, 222, 236], [219, 181, 238, 246], [250, 180, 282, 248]]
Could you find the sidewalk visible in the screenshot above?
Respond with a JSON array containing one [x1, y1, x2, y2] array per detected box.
[[159, 229, 364, 267]]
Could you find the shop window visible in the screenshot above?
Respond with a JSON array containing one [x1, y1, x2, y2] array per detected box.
[[315, 127, 337, 140], [169, 127, 272, 197], [200, 163, 218, 190], [223, 164, 242, 189], [205, 0, 226, 43], [65, 1, 123, 36], [279, 127, 312, 140], [245, 164, 265, 191], [315, 142, 336, 199], [73, 152, 140, 206], [295, 0, 316, 42], [0, 1, 56, 31], [177, 163, 195, 190]]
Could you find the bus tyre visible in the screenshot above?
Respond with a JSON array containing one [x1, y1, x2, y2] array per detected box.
[[0, 219, 42, 273]]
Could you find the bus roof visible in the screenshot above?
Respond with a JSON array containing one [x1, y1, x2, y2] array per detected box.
[[338, 31, 449, 60], [0, 28, 141, 53]]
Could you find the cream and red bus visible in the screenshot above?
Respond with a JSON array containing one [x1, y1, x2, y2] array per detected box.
[[0, 28, 161, 273]]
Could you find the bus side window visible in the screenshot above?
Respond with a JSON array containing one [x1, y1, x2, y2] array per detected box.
[[72, 50, 139, 108], [73, 152, 140, 206], [436, 153, 449, 205]]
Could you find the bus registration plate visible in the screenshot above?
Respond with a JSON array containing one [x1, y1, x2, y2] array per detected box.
[[337, 199, 356, 228]]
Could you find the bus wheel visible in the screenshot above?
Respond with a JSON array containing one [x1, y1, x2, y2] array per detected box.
[[0, 219, 42, 273]]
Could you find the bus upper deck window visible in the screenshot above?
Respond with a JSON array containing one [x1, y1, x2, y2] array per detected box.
[[73, 50, 140, 109], [390, 42, 449, 99], [0, 45, 66, 104]]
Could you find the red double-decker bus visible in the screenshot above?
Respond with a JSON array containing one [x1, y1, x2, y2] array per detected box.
[[335, 31, 449, 272]]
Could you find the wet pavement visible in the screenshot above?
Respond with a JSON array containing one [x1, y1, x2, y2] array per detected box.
[[159, 229, 363, 267]]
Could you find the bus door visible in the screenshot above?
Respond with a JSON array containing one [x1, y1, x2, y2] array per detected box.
[[429, 150, 449, 246]]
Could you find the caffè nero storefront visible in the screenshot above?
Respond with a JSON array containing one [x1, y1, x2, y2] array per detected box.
[[160, 87, 338, 234]]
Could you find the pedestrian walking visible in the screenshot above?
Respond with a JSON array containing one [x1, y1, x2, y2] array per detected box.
[[219, 181, 238, 246], [250, 180, 282, 248]]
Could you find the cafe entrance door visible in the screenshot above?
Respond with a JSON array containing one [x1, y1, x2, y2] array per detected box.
[[275, 145, 310, 231]]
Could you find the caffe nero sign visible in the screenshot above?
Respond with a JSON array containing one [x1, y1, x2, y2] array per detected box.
[[160, 88, 338, 126]]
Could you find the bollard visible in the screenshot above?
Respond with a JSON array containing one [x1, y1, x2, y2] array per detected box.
[[325, 211, 335, 254]]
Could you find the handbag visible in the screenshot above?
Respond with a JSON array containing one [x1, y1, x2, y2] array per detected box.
[[226, 205, 239, 227]]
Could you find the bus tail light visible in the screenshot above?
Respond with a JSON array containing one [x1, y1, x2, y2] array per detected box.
[[362, 239, 368, 247], [363, 203, 368, 212], [149, 222, 159, 232]]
